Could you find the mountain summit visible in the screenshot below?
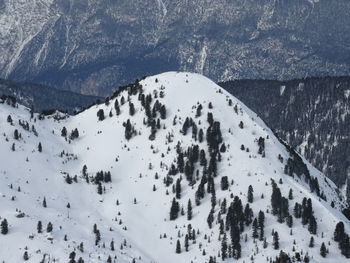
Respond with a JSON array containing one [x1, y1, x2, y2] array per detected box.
[[0, 72, 349, 262]]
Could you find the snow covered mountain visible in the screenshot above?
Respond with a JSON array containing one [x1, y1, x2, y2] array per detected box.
[[0, 72, 349, 263], [1, 0, 350, 95]]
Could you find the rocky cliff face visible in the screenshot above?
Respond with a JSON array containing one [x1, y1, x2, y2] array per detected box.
[[1, 0, 350, 95]]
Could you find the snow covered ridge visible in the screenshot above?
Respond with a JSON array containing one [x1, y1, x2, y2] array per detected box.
[[0, 72, 349, 263]]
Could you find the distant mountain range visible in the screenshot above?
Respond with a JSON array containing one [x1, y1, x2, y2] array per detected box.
[[0, 78, 100, 114], [1, 0, 350, 96]]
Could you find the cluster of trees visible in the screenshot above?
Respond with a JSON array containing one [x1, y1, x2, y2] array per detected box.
[[293, 198, 317, 234], [334, 222, 350, 258]]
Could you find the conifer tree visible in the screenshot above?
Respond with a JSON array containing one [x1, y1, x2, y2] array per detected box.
[[176, 239, 181, 254], [252, 218, 259, 239], [187, 199, 193, 220], [185, 234, 189, 252], [320, 242, 327, 257], [61, 127, 67, 137], [23, 251, 29, 261], [170, 198, 180, 220], [207, 209, 214, 229], [273, 231, 279, 250], [97, 109, 105, 121], [221, 234, 228, 260], [309, 236, 314, 248], [1, 219, 8, 235], [38, 142, 42, 152], [37, 221, 42, 233], [43, 197, 47, 208], [247, 185, 254, 203], [47, 222, 53, 232]]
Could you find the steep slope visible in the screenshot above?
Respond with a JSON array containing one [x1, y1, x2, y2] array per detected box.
[[1, 0, 350, 95], [219, 77, 350, 204], [0, 78, 101, 114], [0, 72, 349, 263]]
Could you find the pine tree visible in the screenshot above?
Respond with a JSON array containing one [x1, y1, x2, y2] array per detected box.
[[61, 127, 67, 137], [334, 221, 345, 242], [247, 185, 254, 203], [1, 219, 8, 235], [187, 199, 193, 220], [129, 102, 135, 116], [176, 239, 181, 254], [43, 197, 47, 208], [38, 142, 42, 152], [207, 209, 214, 229], [47, 222, 53, 232], [288, 188, 293, 200], [221, 176, 229, 190], [170, 198, 180, 220], [23, 251, 29, 261], [37, 221, 42, 233], [97, 183, 103, 195], [273, 231, 279, 250], [252, 218, 259, 239], [320, 242, 327, 257], [175, 179, 181, 199], [258, 211, 265, 240], [110, 240, 115, 251], [185, 234, 189, 251], [97, 109, 105, 121], [221, 234, 228, 261], [309, 236, 314, 248]]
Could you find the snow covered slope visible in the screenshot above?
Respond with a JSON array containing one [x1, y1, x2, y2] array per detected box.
[[0, 72, 349, 263]]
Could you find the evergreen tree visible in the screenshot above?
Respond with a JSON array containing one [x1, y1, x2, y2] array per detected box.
[[47, 222, 53, 232], [38, 142, 42, 152], [170, 198, 180, 220], [176, 239, 181, 254], [334, 221, 345, 242], [252, 218, 259, 239], [43, 197, 47, 208], [273, 231, 279, 250], [1, 219, 8, 234], [97, 109, 105, 121], [129, 102, 135, 116], [187, 199, 193, 220], [309, 236, 314, 248], [207, 209, 214, 229], [258, 211, 265, 240], [37, 221, 42, 233], [23, 251, 29, 261], [221, 176, 229, 190], [185, 234, 189, 251], [288, 188, 293, 200], [175, 179, 181, 199], [221, 234, 228, 260], [247, 185, 254, 203], [61, 126, 67, 137], [320, 242, 327, 257]]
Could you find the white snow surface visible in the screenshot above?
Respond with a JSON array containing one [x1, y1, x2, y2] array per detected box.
[[0, 72, 349, 263]]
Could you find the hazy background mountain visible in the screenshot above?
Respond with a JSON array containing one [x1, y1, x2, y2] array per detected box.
[[1, 0, 350, 96], [0, 78, 100, 114]]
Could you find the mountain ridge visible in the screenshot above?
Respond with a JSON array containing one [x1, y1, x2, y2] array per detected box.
[[0, 72, 349, 262]]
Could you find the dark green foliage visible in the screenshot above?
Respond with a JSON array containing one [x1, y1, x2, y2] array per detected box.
[[320, 242, 327, 257], [247, 185, 253, 203], [176, 239, 181, 253], [97, 109, 105, 121], [1, 219, 8, 234], [46, 222, 53, 232], [221, 176, 229, 190], [273, 231, 279, 250], [187, 199, 192, 220], [170, 198, 180, 220]]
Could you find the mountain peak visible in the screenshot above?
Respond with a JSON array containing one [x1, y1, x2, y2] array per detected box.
[[0, 72, 349, 262]]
